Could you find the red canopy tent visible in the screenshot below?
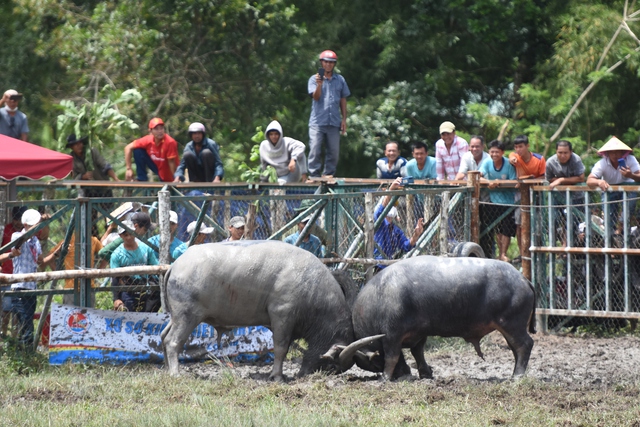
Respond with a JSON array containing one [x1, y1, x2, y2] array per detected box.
[[0, 134, 72, 180]]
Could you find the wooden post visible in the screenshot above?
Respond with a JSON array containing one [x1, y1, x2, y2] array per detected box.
[[270, 189, 286, 236], [406, 194, 415, 238], [439, 191, 450, 255], [364, 193, 375, 280], [158, 191, 171, 265], [158, 190, 171, 313], [79, 197, 91, 307], [468, 171, 480, 244], [521, 183, 532, 281]]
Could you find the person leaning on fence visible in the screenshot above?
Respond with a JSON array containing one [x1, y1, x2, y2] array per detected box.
[[373, 177, 424, 270], [147, 210, 183, 260], [124, 117, 179, 182], [173, 122, 224, 183], [479, 140, 518, 262], [434, 121, 469, 180], [9, 209, 43, 347], [284, 216, 323, 257], [508, 134, 546, 261], [98, 212, 154, 264], [110, 220, 160, 312], [172, 221, 214, 260], [586, 136, 640, 232], [259, 120, 308, 184], [455, 135, 490, 180], [403, 141, 436, 180], [545, 140, 586, 246], [454, 135, 494, 257], [376, 141, 408, 179]]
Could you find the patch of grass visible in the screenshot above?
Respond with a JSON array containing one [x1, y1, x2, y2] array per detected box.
[[1, 358, 639, 426], [0, 338, 50, 376]]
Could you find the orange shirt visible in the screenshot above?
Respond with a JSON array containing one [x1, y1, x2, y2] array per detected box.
[[508, 152, 546, 178], [132, 134, 179, 182], [50, 236, 103, 289]]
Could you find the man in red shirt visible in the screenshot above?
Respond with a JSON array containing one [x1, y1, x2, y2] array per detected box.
[[124, 118, 179, 182], [508, 134, 546, 260]]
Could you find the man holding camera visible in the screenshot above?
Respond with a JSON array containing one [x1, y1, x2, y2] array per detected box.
[[307, 50, 350, 178], [0, 89, 29, 141]]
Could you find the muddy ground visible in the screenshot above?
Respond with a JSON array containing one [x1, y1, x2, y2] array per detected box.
[[184, 331, 640, 387]]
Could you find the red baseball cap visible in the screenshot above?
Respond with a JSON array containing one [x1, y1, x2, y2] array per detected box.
[[148, 117, 165, 129]]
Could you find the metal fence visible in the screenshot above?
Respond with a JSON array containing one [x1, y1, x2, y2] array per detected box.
[[3, 178, 640, 342], [0, 180, 472, 310], [530, 184, 640, 328]]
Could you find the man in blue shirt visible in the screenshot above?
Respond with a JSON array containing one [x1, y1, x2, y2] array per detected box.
[[405, 141, 437, 179], [307, 50, 350, 178], [173, 122, 224, 183], [478, 140, 518, 262], [373, 177, 424, 269], [284, 217, 323, 257], [148, 210, 183, 260]]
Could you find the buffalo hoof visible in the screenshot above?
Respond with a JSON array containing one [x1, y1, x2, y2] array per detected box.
[[418, 366, 433, 379], [268, 374, 287, 382]]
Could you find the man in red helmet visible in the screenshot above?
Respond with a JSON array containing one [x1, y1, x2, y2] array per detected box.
[[307, 49, 350, 178], [124, 117, 179, 182]]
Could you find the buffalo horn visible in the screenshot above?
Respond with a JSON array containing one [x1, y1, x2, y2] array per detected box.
[[320, 344, 344, 361], [338, 334, 385, 370]]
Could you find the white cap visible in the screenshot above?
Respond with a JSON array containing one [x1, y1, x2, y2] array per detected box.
[[21, 209, 41, 226], [439, 121, 455, 134], [386, 206, 398, 218], [188, 122, 206, 133], [117, 220, 134, 235], [187, 221, 214, 235], [169, 210, 178, 224]]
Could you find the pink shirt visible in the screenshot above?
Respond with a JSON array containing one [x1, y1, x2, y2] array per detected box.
[[435, 136, 469, 180]]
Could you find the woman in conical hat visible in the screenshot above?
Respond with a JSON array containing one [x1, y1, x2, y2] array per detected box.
[[587, 136, 640, 191], [587, 136, 640, 232]]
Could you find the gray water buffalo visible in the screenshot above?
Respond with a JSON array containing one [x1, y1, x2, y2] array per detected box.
[[161, 240, 378, 381], [335, 256, 536, 380]]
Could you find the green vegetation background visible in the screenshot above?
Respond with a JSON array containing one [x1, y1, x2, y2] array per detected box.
[[4, 0, 640, 180]]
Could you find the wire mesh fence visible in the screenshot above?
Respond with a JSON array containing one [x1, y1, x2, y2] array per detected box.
[[531, 185, 640, 331], [4, 180, 640, 338]]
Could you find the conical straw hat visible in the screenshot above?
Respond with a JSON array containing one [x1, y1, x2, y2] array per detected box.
[[597, 136, 632, 155]]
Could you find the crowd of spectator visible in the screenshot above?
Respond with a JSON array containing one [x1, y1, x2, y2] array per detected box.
[[4, 48, 640, 341]]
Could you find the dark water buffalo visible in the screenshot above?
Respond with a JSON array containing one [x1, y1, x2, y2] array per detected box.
[[161, 240, 378, 381], [338, 256, 536, 380]]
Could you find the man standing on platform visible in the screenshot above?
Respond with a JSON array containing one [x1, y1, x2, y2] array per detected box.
[[307, 50, 350, 178]]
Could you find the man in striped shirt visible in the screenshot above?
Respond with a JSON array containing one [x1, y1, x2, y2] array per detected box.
[[434, 121, 469, 180]]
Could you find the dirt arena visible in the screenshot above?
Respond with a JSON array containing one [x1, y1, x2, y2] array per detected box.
[[184, 331, 640, 387]]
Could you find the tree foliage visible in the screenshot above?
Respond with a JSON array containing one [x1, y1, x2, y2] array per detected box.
[[3, 0, 640, 179]]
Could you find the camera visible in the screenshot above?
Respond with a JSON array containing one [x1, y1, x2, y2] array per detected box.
[[318, 68, 325, 78], [401, 176, 414, 185]]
